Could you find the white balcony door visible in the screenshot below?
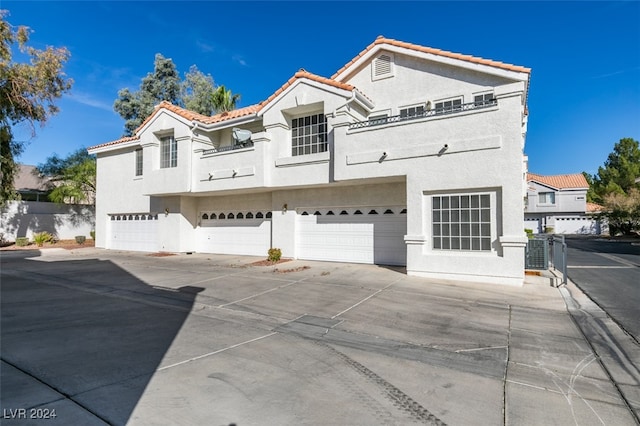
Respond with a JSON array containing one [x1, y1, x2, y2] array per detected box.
[[296, 207, 406, 266]]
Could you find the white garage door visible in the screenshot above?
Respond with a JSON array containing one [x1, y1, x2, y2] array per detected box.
[[197, 211, 271, 256], [109, 213, 159, 252], [555, 216, 599, 235], [296, 207, 407, 266]]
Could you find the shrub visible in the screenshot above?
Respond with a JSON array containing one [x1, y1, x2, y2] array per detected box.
[[90, 230, 95, 240], [33, 232, 54, 247], [16, 237, 29, 247], [524, 228, 534, 239], [267, 248, 282, 262], [544, 226, 554, 234], [75, 235, 86, 245]]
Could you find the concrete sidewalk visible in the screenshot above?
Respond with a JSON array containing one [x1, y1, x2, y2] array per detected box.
[[1, 248, 638, 425]]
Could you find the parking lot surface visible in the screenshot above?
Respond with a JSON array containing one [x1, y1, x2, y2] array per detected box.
[[1, 248, 638, 425]]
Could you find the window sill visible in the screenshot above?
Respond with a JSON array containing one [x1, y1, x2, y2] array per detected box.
[[133, 176, 143, 181], [275, 151, 330, 167]]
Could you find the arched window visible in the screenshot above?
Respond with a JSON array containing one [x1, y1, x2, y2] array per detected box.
[[301, 211, 309, 216], [266, 212, 272, 218], [340, 210, 349, 215], [314, 211, 322, 215], [246, 212, 253, 219], [384, 209, 394, 215], [219, 213, 226, 219], [237, 212, 244, 219], [202, 213, 209, 220], [228, 213, 234, 219], [256, 212, 263, 218], [354, 210, 363, 215], [210, 213, 217, 220], [326, 211, 335, 215], [400, 209, 407, 214]]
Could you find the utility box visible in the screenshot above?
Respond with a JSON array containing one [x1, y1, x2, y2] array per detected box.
[[525, 237, 548, 270]]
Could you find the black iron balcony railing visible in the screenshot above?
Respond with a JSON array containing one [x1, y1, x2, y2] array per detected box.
[[202, 140, 254, 156], [349, 99, 497, 130]]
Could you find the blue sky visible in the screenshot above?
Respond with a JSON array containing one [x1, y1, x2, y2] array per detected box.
[[4, 1, 639, 176]]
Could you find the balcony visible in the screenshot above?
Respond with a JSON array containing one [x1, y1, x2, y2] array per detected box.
[[349, 99, 497, 130], [202, 140, 254, 155]]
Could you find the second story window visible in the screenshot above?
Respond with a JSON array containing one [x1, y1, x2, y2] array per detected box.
[[474, 93, 495, 107], [538, 192, 556, 204], [400, 104, 425, 119], [292, 114, 327, 156], [435, 98, 462, 113], [160, 135, 177, 168], [135, 149, 143, 176]]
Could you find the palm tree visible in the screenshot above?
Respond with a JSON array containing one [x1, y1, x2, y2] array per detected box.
[[211, 85, 241, 113]]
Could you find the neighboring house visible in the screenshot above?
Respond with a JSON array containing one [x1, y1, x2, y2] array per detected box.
[[1, 165, 95, 242], [88, 37, 531, 286], [13, 164, 52, 201], [525, 173, 604, 235]]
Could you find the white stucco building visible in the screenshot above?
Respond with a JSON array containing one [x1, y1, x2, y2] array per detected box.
[[88, 37, 531, 286], [524, 173, 604, 235]]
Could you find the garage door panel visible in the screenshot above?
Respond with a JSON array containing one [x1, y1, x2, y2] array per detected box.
[[197, 219, 271, 256], [109, 214, 159, 252], [297, 207, 406, 266]]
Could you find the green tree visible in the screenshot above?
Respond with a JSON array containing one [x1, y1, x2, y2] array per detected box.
[[113, 53, 181, 136], [211, 85, 240, 113], [601, 189, 640, 236], [0, 11, 73, 205], [588, 138, 640, 203], [37, 148, 96, 204], [181, 65, 216, 115]]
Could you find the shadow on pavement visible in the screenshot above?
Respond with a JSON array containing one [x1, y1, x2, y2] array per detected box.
[[1, 250, 202, 425]]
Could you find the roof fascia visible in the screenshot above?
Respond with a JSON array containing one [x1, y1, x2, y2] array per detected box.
[[528, 180, 559, 191], [88, 138, 140, 155], [334, 44, 529, 84], [257, 78, 353, 117], [136, 108, 193, 136], [194, 113, 259, 131]]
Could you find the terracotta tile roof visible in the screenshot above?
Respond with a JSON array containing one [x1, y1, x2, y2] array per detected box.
[[259, 69, 358, 108], [88, 135, 140, 151], [332, 36, 531, 79], [527, 173, 589, 189], [90, 69, 366, 151], [586, 202, 604, 213], [201, 104, 262, 124]]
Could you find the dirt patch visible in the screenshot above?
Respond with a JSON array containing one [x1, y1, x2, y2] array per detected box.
[[250, 258, 293, 267], [146, 252, 176, 257], [0, 239, 95, 251], [273, 266, 311, 274]]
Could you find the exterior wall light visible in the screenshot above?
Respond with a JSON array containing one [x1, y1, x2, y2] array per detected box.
[[282, 203, 288, 213], [164, 208, 169, 216]]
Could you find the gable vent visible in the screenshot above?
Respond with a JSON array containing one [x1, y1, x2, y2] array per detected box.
[[372, 54, 394, 80]]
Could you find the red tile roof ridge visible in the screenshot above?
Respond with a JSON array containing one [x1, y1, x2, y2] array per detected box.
[[332, 37, 531, 79]]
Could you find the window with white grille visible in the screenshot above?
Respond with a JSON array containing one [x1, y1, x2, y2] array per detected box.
[[432, 193, 492, 251], [292, 114, 327, 156], [434, 98, 463, 113], [474, 93, 495, 107], [400, 104, 425, 119], [160, 135, 177, 168], [135, 149, 143, 176]]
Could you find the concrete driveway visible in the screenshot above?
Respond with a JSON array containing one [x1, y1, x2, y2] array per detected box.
[[1, 248, 637, 425]]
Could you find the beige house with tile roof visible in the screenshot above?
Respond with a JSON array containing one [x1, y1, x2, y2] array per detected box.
[[89, 37, 532, 286], [525, 173, 605, 234]]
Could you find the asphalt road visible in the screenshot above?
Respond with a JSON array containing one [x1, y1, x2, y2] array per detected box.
[[564, 236, 640, 342]]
